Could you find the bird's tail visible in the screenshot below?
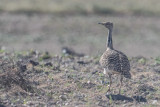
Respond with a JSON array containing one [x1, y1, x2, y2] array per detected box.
[[123, 71, 131, 79]]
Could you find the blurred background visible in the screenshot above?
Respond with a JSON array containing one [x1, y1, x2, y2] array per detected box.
[[0, 0, 160, 57]]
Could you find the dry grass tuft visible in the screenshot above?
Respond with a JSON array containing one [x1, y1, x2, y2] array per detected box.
[[0, 58, 34, 93]]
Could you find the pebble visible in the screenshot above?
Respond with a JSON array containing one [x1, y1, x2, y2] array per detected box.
[[59, 95, 67, 101], [152, 100, 157, 104]]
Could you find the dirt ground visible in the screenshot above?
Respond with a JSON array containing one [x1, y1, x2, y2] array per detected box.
[[0, 50, 160, 107], [0, 11, 160, 107], [0, 13, 160, 58]]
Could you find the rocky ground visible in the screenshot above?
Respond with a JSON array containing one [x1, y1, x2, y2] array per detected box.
[[0, 49, 160, 107]]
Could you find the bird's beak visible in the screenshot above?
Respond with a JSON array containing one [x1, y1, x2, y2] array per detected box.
[[98, 22, 105, 25]]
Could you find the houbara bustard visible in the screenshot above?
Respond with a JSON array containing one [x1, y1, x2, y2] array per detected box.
[[99, 22, 131, 94]]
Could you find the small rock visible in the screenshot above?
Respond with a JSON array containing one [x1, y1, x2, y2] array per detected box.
[[77, 61, 89, 65], [65, 102, 69, 106], [87, 81, 90, 84], [59, 95, 67, 101], [133, 96, 147, 102], [44, 62, 52, 66], [29, 60, 39, 66], [37, 96, 41, 99], [26, 101, 34, 106], [138, 84, 155, 92], [152, 100, 158, 104]]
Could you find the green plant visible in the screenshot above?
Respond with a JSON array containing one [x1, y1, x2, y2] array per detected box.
[[120, 89, 124, 95], [76, 81, 83, 89], [109, 95, 113, 104], [48, 74, 54, 81], [23, 99, 27, 105], [96, 85, 103, 91], [138, 58, 146, 64], [97, 85, 109, 93], [0, 49, 5, 53], [155, 56, 160, 64], [41, 54, 51, 60], [46, 92, 53, 98], [99, 73, 104, 77]]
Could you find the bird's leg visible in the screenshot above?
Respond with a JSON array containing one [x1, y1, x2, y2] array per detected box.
[[107, 73, 112, 92], [119, 74, 123, 94]]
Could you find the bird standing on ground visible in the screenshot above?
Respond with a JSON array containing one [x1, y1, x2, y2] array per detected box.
[[99, 22, 131, 94]]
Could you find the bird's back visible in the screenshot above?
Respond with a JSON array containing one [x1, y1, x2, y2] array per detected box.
[[100, 48, 131, 78]]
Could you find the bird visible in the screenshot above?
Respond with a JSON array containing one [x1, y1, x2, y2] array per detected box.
[[99, 22, 131, 94]]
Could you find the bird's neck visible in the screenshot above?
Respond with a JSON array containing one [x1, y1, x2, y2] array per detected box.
[[107, 28, 113, 49]]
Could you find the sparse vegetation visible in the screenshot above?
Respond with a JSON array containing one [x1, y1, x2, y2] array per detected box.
[[155, 56, 160, 65], [0, 50, 160, 106], [138, 57, 147, 65]]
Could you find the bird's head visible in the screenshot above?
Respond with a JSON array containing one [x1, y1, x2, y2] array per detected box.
[[98, 22, 113, 30]]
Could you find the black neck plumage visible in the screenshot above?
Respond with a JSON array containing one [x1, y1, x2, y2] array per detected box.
[[107, 28, 113, 49]]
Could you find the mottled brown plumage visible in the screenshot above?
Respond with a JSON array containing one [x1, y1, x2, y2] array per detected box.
[[99, 22, 131, 94]]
